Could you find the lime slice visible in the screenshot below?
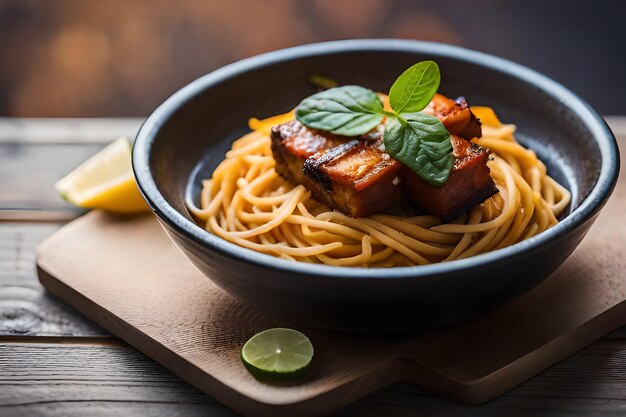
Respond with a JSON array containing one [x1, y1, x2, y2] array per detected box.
[[241, 328, 313, 380], [55, 137, 148, 213]]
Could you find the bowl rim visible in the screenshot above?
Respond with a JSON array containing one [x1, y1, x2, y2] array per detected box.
[[132, 39, 620, 279]]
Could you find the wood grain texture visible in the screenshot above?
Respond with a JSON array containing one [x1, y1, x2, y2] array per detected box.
[[0, 118, 142, 144], [0, 343, 237, 417], [0, 143, 103, 218], [341, 346, 626, 417], [35, 155, 626, 416], [3, 341, 626, 417], [0, 223, 106, 337], [0, 118, 139, 220]]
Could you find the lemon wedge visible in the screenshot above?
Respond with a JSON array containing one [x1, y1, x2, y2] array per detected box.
[[55, 137, 149, 214]]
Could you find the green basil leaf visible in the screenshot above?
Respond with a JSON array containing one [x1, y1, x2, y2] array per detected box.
[[388, 61, 440, 114], [384, 112, 453, 186], [295, 85, 384, 136]]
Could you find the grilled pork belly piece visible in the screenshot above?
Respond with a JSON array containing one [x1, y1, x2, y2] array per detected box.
[[302, 140, 404, 217], [423, 94, 482, 140], [270, 120, 349, 184], [403, 135, 498, 221], [270, 95, 493, 220], [271, 121, 403, 217]]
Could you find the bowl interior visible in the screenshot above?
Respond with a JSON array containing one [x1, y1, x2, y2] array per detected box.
[[143, 42, 608, 266]]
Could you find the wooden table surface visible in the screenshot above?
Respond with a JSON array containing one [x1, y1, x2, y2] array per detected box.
[[1, 117, 625, 417]]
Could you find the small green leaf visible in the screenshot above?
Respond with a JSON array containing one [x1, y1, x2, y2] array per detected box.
[[384, 113, 453, 186], [295, 85, 384, 136], [308, 75, 338, 90], [389, 61, 440, 114]]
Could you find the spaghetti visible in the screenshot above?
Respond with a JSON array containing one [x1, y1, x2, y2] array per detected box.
[[187, 108, 570, 267]]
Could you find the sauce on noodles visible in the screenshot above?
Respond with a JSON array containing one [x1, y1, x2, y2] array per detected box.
[[187, 107, 570, 267]]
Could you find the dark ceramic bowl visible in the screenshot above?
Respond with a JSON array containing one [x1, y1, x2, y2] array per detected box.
[[133, 40, 619, 332]]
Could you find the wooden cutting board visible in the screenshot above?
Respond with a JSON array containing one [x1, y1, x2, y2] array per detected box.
[[36, 173, 626, 417]]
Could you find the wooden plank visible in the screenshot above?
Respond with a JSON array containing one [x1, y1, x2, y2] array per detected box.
[[0, 118, 143, 144], [0, 343, 237, 417], [341, 340, 626, 416], [0, 118, 140, 219], [0, 223, 107, 337], [0, 143, 102, 219], [2, 340, 626, 417]]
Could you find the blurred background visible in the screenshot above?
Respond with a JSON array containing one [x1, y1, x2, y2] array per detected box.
[[0, 0, 624, 117]]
